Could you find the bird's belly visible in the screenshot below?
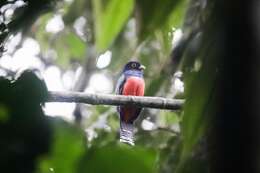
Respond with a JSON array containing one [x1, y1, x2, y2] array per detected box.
[[122, 77, 145, 96], [120, 77, 145, 123]]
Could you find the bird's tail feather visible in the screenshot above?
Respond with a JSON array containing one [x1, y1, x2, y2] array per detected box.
[[120, 121, 135, 146]]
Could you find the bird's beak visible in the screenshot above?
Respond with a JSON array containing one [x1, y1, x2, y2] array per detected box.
[[139, 65, 146, 70]]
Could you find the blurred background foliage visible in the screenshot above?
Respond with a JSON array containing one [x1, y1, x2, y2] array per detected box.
[[0, 0, 226, 172]]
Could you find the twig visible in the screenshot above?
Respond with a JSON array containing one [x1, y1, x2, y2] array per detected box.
[[47, 91, 184, 110], [72, 44, 97, 124], [157, 126, 179, 134]]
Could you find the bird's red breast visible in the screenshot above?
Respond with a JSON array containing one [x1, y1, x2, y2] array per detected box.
[[121, 76, 145, 122], [122, 76, 145, 96]]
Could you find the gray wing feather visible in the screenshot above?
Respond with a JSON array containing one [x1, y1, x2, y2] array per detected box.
[[115, 73, 125, 95], [115, 73, 125, 114]]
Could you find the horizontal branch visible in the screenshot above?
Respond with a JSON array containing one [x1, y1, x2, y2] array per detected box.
[[47, 91, 184, 110]]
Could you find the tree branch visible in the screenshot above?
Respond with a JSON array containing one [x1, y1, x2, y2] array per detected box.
[[47, 91, 184, 110]]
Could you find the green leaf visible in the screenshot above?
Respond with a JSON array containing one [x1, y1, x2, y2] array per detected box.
[[153, 0, 188, 56], [65, 32, 86, 58], [0, 104, 9, 123], [34, 13, 53, 51], [167, 0, 188, 28], [145, 75, 166, 96], [63, 0, 87, 25], [54, 31, 86, 68], [176, 44, 219, 172], [136, 0, 186, 41], [77, 144, 157, 173], [93, 0, 134, 52], [37, 118, 86, 173], [160, 111, 180, 125]]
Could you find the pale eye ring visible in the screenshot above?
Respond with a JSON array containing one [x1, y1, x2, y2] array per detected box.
[[131, 63, 136, 68]]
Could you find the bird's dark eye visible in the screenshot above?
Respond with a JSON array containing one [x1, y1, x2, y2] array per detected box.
[[131, 63, 136, 68]]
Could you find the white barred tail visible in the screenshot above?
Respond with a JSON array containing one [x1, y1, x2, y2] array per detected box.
[[120, 121, 135, 146]]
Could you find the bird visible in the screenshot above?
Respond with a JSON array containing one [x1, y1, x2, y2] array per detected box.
[[115, 61, 145, 145]]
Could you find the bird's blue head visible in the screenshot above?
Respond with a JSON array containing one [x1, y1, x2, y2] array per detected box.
[[123, 61, 146, 73]]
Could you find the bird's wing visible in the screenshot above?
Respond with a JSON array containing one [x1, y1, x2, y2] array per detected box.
[[115, 73, 126, 113], [115, 73, 126, 95]]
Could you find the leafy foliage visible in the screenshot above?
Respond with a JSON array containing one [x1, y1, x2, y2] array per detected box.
[[0, 0, 231, 173], [135, 0, 185, 41]]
